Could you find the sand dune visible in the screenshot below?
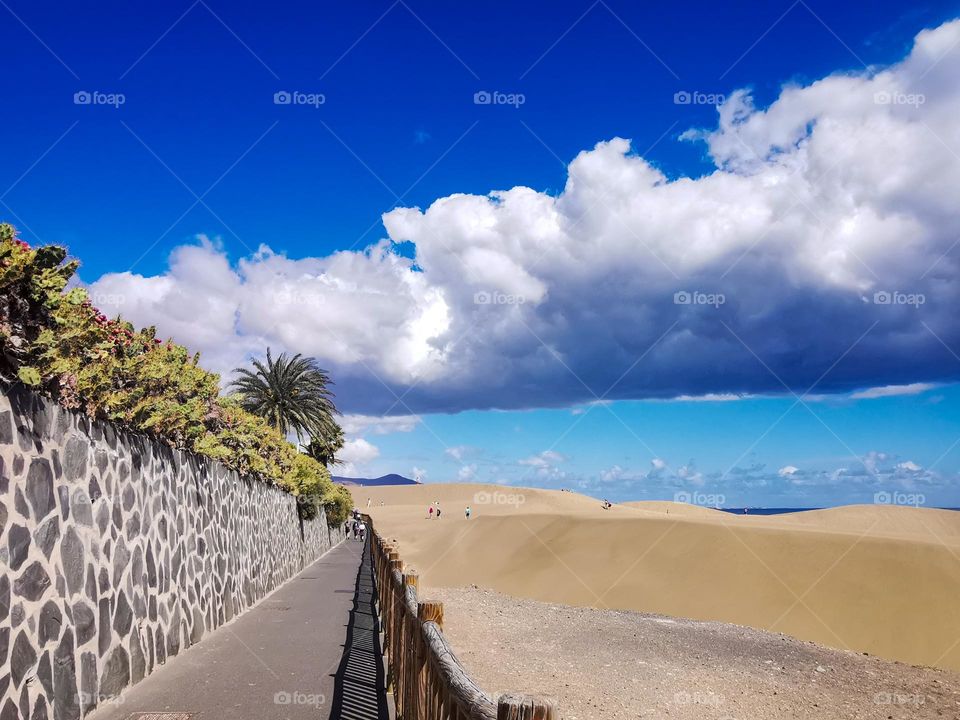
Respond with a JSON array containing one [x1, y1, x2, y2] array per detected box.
[[362, 483, 960, 671]]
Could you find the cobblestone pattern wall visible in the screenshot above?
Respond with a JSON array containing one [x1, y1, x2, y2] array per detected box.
[[0, 388, 343, 719]]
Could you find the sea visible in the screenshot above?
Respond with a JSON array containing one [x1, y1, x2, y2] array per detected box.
[[719, 507, 960, 515], [719, 508, 819, 515]]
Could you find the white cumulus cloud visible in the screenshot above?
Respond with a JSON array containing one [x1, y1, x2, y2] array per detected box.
[[89, 20, 960, 415]]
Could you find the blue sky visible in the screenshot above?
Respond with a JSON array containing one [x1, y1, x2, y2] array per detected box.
[[3, 0, 960, 505]]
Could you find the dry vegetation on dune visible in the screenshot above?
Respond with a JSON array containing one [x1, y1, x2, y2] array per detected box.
[[363, 483, 960, 671]]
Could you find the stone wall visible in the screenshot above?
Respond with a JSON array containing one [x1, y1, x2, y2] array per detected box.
[[0, 388, 344, 719]]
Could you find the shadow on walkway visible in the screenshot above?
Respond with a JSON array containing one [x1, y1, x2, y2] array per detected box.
[[328, 538, 392, 720]]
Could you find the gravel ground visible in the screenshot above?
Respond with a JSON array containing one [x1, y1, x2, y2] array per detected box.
[[430, 586, 960, 720]]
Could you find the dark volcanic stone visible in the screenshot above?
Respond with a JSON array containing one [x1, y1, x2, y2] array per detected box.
[[0, 501, 6, 538], [112, 537, 130, 585], [98, 568, 109, 595], [15, 486, 30, 518], [88, 476, 101, 503], [14, 561, 51, 601], [0, 576, 8, 622], [72, 491, 92, 527], [37, 651, 52, 696], [131, 546, 143, 585], [1, 698, 16, 720], [104, 422, 117, 449], [94, 449, 108, 476], [25, 458, 55, 520], [97, 599, 111, 657], [113, 591, 132, 636], [62, 435, 88, 482], [80, 652, 97, 714], [146, 629, 155, 673], [132, 592, 146, 619], [154, 626, 165, 665], [57, 485, 70, 521], [0, 410, 12, 444], [37, 601, 62, 646], [11, 631, 37, 688], [60, 527, 84, 596], [129, 633, 145, 684], [8, 524, 30, 571], [95, 502, 109, 534], [171, 546, 182, 581], [32, 696, 49, 720], [166, 614, 180, 658], [146, 545, 157, 587], [85, 566, 97, 603], [73, 601, 96, 646], [122, 484, 135, 512], [125, 511, 140, 540], [0, 628, 7, 667], [51, 450, 62, 479], [10, 603, 25, 627], [99, 646, 129, 699], [53, 629, 79, 720], [111, 501, 122, 531], [191, 607, 204, 644], [33, 516, 59, 559]]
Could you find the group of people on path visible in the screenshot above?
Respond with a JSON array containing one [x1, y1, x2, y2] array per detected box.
[[346, 508, 366, 541]]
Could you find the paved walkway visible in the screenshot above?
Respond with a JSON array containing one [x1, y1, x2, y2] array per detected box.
[[91, 538, 392, 720]]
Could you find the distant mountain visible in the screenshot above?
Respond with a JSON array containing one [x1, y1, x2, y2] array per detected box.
[[332, 473, 419, 487]]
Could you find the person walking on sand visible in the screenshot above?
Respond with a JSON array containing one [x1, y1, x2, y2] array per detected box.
[[428, 504, 434, 519], [436, 506, 442, 519], [465, 505, 471, 519]]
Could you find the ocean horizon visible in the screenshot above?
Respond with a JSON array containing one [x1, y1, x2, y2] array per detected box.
[[718, 507, 960, 515]]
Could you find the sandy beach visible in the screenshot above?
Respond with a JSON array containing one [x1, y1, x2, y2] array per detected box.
[[363, 483, 960, 672]]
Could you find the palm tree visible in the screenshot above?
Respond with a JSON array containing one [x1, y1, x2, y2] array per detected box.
[[306, 423, 344, 467], [229, 349, 339, 444]]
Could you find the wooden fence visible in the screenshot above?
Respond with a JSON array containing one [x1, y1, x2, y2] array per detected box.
[[365, 515, 558, 720]]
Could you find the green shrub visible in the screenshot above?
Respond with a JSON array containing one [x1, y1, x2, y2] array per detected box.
[[0, 223, 350, 522]]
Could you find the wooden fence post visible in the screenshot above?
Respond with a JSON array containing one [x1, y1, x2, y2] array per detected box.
[[497, 694, 559, 720], [417, 600, 444, 630]]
